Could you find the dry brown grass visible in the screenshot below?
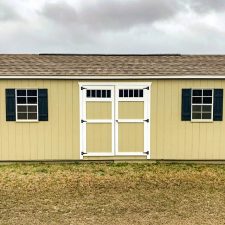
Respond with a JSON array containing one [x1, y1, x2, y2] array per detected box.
[[1, 163, 225, 225]]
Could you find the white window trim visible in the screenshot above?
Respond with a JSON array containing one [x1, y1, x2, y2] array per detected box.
[[15, 88, 39, 122], [191, 88, 214, 122]]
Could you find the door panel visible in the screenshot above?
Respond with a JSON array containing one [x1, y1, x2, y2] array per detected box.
[[115, 85, 150, 157], [118, 101, 144, 119], [86, 102, 112, 120], [86, 123, 112, 153], [81, 85, 114, 156], [118, 123, 144, 152]]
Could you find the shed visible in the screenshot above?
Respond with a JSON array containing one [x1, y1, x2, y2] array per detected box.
[[0, 54, 225, 161]]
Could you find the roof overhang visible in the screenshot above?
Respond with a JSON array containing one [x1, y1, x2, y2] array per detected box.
[[0, 75, 224, 80]]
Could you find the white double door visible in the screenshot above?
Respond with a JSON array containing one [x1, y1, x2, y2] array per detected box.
[[80, 84, 150, 159]]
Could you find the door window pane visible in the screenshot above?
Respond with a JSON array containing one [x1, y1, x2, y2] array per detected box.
[[102, 90, 106, 98], [134, 89, 139, 97], [119, 90, 123, 97], [107, 90, 111, 98], [87, 90, 91, 97], [86, 89, 111, 98], [97, 90, 101, 97], [129, 89, 133, 97], [118, 89, 145, 98], [139, 90, 143, 97]]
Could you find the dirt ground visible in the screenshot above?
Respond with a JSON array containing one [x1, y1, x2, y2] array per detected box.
[[1, 163, 225, 225]]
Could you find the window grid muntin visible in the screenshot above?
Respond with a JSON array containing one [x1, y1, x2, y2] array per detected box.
[[191, 89, 213, 121], [16, 89, 38, 121], [86, 89, 111, 98], [119, 89, 144, 98]]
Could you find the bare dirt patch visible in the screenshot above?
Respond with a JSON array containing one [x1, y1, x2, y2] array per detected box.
[[1, 163, 225, 225]]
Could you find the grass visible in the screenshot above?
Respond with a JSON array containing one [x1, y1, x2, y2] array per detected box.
[[1, 163, 225, 224]]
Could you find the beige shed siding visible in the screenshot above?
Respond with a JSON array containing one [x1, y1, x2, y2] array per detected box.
[[150, 79, 225, 160], [0, 80, 80, 161], [0, 79, 225, 161]]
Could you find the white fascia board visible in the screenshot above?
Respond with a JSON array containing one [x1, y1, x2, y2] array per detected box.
[[0, 75, 225, 79]]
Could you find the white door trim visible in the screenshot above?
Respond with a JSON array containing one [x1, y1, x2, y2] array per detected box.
[[79, 82, 151, 159]]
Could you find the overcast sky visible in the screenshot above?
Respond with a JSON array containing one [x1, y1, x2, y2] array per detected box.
[[0, 0, 225, 54]]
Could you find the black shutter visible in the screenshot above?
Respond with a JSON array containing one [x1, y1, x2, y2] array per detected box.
[[38, 89, 48, 121], [213, 89, 223, 121], [181, 89, 192, 121], [6, 89, 16, 121]]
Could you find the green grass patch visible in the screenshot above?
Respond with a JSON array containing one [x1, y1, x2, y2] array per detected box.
[[1, 163, 225, 225]]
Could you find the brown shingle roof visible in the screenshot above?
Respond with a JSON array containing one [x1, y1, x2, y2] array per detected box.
[[0, 54, 225, 77]]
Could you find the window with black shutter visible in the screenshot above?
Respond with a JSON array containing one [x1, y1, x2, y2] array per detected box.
[[182, 88, 223, 122], [16, 89, 38, 121], [6, 88, 48, 122]]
